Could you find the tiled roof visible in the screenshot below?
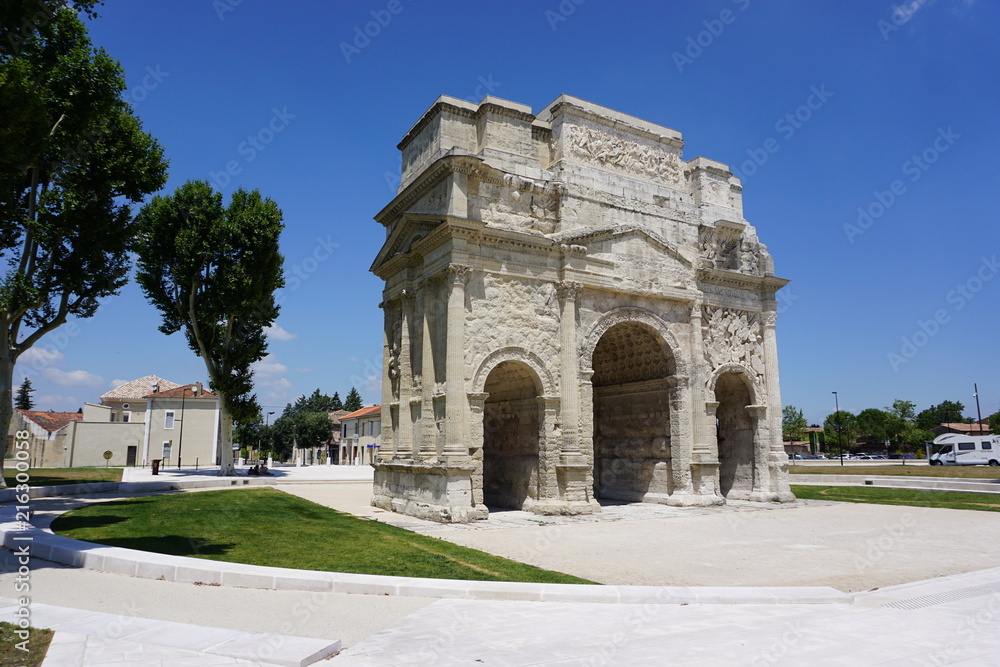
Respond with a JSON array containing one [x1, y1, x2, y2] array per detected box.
[[144, 384, 216, 399], [17, 409, 83, 433], [102, 376, 180, 401], [937, 422, 992, 434], [340, 405, 382, 420]]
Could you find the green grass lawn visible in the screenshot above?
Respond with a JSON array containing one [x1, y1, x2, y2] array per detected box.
[[0, 622, 52, 667], [789, 465, 1000, 479], [2, 466, 122, 487], [51, 487, 594, 584], [791, 485, 1000, 512]]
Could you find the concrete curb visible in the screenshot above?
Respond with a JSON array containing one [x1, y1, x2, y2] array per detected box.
[[790, 474, 1000, 494], [0, 480, 854, 606]]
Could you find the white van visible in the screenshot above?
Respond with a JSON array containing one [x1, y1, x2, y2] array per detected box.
[[929, 433, 1000, 466]]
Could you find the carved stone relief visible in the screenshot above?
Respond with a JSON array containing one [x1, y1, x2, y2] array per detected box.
[[567, 124, 680, 183], [702, 306, 765, 378]]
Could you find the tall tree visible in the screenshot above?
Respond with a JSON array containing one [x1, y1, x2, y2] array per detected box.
[[916, 400, 968, 431], [330, 391, 343, 411], [0, 9, 167, 485], [135, 180, 284, 476], [782, 405, 807, 447], [14, 376, 33, 410], [343, 386, 363, 412], [856, 408, 890, 448], [823, 410, 857, 457]]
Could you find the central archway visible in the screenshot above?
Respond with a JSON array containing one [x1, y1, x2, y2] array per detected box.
[[715, 371, 755, 499], [482, 360, 541, 509], [591, 322, 674, 501]]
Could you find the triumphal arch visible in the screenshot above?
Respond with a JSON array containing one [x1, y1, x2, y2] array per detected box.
[[370, 94, 794, 522]]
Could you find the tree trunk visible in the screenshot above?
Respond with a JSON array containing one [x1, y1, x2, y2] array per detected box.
[[0, 354, 13, 487], [216, 397, 235, 476]]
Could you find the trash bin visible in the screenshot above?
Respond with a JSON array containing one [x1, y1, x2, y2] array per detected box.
[[152, 459, 162, 475]]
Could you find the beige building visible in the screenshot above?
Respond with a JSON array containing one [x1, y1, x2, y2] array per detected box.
[[339, 405, 382, 465], [370, 95, 793, 523], [8, 375, 221, 468], [10, 410, 83, 468]]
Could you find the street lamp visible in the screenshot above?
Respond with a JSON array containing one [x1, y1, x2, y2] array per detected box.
[[833, 391, 844, 467], [263, 411, 275, 463], [974, 384, 984, 437]]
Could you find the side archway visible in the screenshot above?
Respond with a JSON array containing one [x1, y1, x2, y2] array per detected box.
[[479, 360, 544, 509], [710, 368, 759, 499]]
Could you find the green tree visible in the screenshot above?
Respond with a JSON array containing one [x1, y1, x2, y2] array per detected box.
[[856, 408, 891, 449], [0, 9, 167, 485], [1, 1, 103, 57], [14, 376, 34, 410], [916, 400, 968, 431], [823, 410, 857, 457], [782, 405, 807, 446], [330, 391, 343, 411], [988, 411, 1000, 433], [343, 387, 363, 412], [134, 180, 284, 476]]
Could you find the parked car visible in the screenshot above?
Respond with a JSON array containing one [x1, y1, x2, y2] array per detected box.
[[888, 453, 915, 460]]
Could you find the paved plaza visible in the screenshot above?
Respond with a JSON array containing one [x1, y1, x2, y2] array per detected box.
[[2, 466, 999, 665]]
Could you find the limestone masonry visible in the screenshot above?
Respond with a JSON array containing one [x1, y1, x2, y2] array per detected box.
[[370, 94, 794, 522]]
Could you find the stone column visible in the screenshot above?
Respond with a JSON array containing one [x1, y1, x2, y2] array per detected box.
[[398, 290, 416, 459], [687, 301, 723, 504], [443, 265, 471, 460], [746, 404, 773, 502], [533, 396, 561, 511], [378, 300, 394, 460], [579, 368, 596, 497], [467, 392, 489, 518], [666, 375, 697, 505], [418, 281, 436, 460], [761, 308, 794, 501], [557, 281, 583, 459]]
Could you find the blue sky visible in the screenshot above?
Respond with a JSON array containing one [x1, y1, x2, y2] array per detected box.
[[16, 0, 998, 426]]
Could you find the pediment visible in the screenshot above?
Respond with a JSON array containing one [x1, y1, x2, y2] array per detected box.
[[556, 224, 696, 268], [370, 215, 444, 274]]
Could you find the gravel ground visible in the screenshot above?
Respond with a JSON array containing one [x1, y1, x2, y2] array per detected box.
[[279, 482, 1000, 593]]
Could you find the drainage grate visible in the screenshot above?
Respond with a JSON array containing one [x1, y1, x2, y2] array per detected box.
[[883, 581, 1000, 610]]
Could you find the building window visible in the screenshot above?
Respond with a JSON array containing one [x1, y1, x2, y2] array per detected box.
[[164, 411, 175, 429], [162, 441, 172, 461], [122, 411, 131, 423]]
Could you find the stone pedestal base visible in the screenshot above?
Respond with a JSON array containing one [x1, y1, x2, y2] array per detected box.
[[666, 492, 725, 507], [372, 459, 487, 523]]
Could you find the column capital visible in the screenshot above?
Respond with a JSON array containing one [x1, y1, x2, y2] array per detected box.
[[446, 264, 472, 285], [745, 404, 768, 418], [557, 280, 583, 301]]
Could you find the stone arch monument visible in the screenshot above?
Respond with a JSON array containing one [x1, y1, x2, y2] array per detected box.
[[370, 94, 794, 523]]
